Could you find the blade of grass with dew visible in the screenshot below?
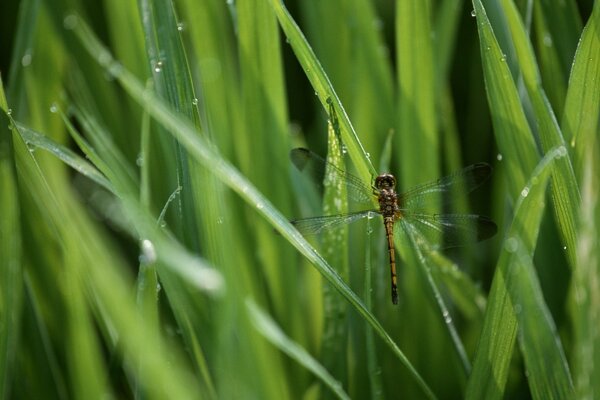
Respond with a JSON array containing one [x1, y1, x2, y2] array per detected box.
[[246, 300, 351, 400], [498, 0, 580, 270], [465, 146, 565, 399], [0, 106, 23, 399], [570, 146, 600, 398], [269, 0, 375, 184], [472, 0, 539, 198], [320, 108, 350, 386], [16, 123, 113, 192], [509, 237, 573, 399], [562, 1, 600, 182], [72, 20, 437, 399], [138, 0, 200, 251]]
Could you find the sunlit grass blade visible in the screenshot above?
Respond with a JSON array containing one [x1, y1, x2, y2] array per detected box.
[[247, 300, 351, 400], [72, 19, 437, 399], [472, 0, 539, 198], [465, 146, 566, 399]]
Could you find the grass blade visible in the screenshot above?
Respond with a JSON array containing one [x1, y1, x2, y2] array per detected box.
[[247, 300, 351, 400], [466, 146, 566, 399]]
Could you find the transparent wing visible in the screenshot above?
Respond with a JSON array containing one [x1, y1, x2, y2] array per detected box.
[[398, 163, 493, 211], [291, 210, 379, 235], [401, 212, 497, 248], [290, 148, 373, 204]]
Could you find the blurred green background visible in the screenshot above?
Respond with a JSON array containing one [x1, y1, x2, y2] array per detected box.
[[0, 0, 597, 399]]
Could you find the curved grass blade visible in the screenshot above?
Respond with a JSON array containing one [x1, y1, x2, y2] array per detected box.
[[465, 146, 567, 400], [510, 237, 574, 399], [268, 0, 375, 185], [247, 300, 350, 400]]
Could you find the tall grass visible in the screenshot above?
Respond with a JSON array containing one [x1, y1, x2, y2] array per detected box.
[[0, 0, 597, 399]]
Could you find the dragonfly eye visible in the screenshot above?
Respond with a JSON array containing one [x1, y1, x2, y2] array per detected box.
[[375, 173, 396, 190]]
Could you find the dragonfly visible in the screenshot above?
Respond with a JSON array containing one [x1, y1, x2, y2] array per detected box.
[[290, 148, 497, 305]]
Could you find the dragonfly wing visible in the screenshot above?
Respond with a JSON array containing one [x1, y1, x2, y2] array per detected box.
[[402, 212, 497, 248], [291, 210, 379, 235], [290, 148, 373, 204], [399, 163, 493, 210]]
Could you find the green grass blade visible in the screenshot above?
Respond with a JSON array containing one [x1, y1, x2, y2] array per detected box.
[[472, 0, 539, 198], [537, 0, 583, 81], [570, 146, 600, 398], [562, 1, 600, 182], [0, 106, 23, 399], [247, 300, 351, 400], [396, 0, 438, 187], [138, 0, 200, 250], [510, 238, 574, 399], [73, 20, 437, 399], [269, 0, 375, 183], [498, 0, 581, 270], [320, 109, 350, 385], [466, 146, 566, 399], [16, 123, 113, 192]]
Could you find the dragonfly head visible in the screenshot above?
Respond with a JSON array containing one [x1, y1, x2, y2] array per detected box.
[[375, 173, 396, 191]]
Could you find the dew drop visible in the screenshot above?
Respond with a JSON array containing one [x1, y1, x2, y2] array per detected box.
[[500, 54, 507, 62], [6, 109, 12, 116], [192, 98, 198, 105], [154, 61, 163, 73], [496, 153, 503, 161], [471, 10, 476, 17], [21, 52, 32, 67], [139, 239, 157, 265], [50, 103, 58, 113], [557, 146, 568, 157], [177, 22, 185, 32], [63, 14, 78, 30], [136, 154, 144, 167], [520, 187, 530, 197], [514, 303, 522, 314], [504, 237, 518, 253]]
